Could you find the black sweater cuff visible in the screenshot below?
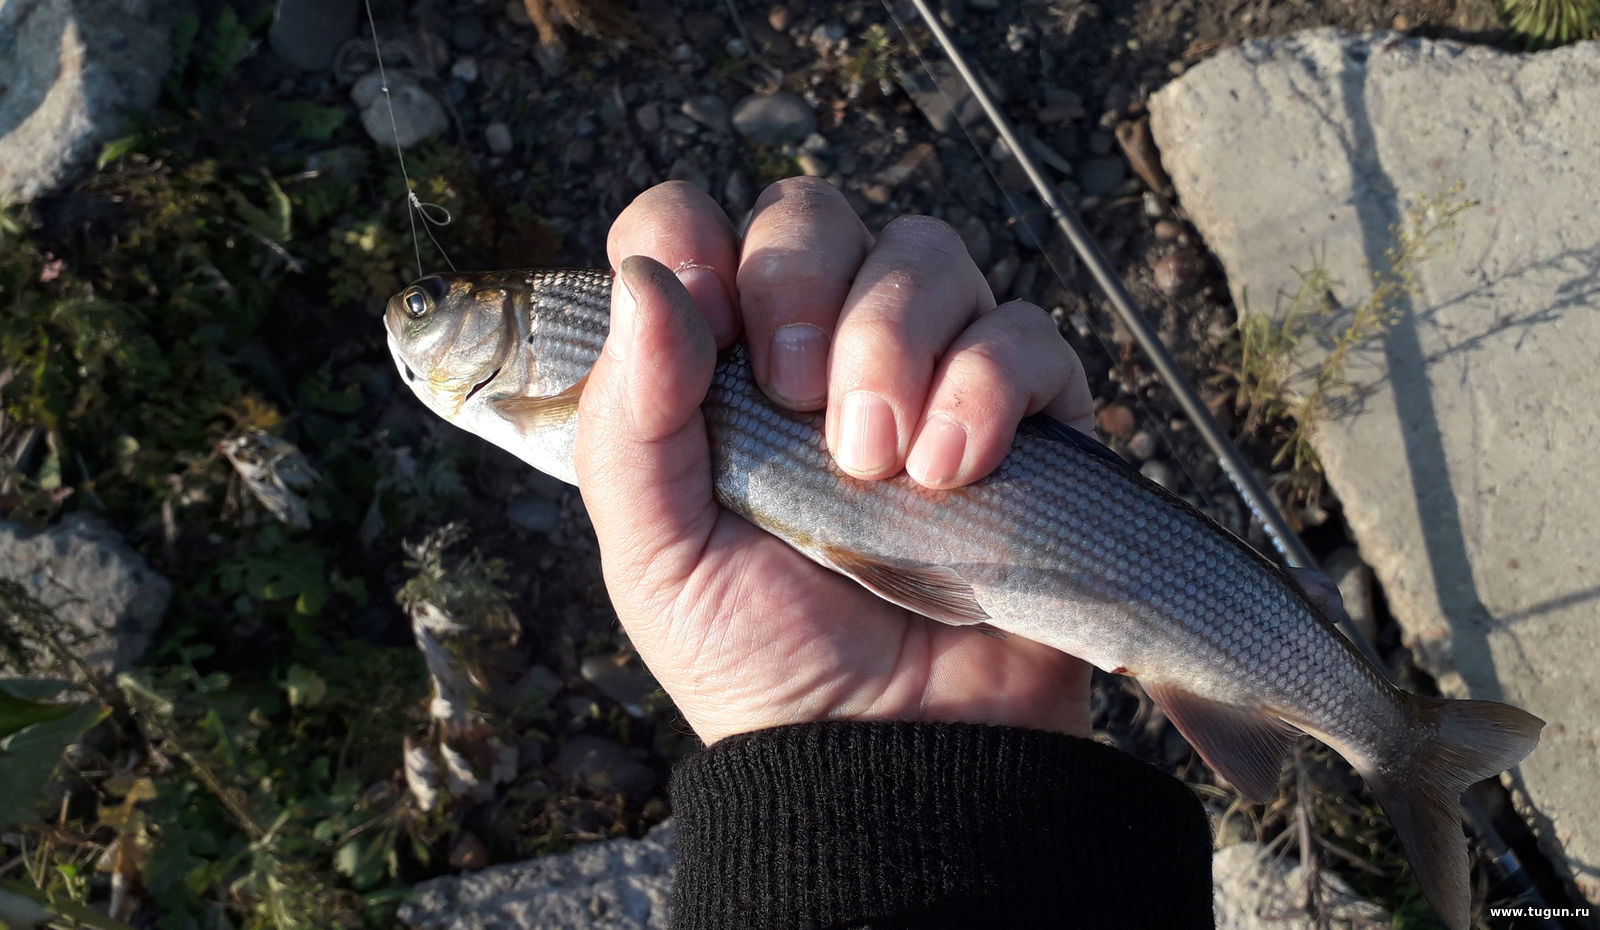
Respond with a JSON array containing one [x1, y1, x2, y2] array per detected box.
[[670, 720, 1212, 930]]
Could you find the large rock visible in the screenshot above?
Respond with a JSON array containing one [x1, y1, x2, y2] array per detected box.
[[1213, 842, 1388, 929], [1150, 30, 1600, 904], [399, 821, 674, 929], [0, 0, 177, 203], [0, 514, 171, 676]]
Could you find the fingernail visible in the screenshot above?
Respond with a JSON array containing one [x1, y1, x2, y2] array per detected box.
[[611, 259, 642, 361], [905, 414, 968, 487], [677, 264, 736, 344], [768, 324, 827, 407], [837, 391, 898, 476]]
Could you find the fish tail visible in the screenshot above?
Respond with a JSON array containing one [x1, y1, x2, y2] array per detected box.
[[1363, 695, 1544, 930]]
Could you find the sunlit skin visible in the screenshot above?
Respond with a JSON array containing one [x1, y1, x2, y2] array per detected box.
[[573, 178, 1099, 745]]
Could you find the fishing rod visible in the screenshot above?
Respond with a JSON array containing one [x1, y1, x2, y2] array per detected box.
[[888, 4, 1561, 920], [889, 2, 1330, 592]]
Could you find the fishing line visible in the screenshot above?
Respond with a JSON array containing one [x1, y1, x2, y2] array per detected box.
[[362, 0, 456, 276]]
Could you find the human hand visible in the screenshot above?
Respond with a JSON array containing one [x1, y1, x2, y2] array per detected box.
[[574, 178, 1097, 746]]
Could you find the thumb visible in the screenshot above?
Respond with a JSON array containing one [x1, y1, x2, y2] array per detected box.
[[576, 256, 720, 617]]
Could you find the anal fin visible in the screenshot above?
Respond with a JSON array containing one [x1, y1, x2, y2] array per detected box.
[[1143, 681, 1301, 803], [820, 544, 990, 626]]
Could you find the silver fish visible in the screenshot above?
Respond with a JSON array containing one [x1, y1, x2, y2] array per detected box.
[[384, 267, 1543, 930]]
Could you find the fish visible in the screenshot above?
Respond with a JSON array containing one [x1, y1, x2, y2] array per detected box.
[[383, 266, 1543, 930]]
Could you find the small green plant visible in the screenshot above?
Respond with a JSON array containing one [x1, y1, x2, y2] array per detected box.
[[1501, 0, 1600, 47], [1225, 188, 1476, 496]]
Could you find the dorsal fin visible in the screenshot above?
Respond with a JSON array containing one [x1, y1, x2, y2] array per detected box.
[[819, 544, 990, 626], [494, 375, 588, 432], [1018, 415, 1137, 474]]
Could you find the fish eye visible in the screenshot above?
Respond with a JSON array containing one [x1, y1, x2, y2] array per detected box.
[[401, 275, 450, 318]]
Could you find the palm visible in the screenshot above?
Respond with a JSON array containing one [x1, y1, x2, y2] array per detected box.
[[620, 438, 1093, 744]]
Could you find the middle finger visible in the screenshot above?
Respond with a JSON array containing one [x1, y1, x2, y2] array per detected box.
[[827, 215, 996, 479]]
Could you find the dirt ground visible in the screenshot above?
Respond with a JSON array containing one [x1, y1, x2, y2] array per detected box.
[[327, 0, 1555, 912]]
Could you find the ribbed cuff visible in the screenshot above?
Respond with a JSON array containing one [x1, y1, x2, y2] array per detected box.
[[670, 721, 1212, 930]]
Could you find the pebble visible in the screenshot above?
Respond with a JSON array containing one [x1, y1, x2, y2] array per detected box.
[[682, 11, 725, 44], [986, 253, 1020, 299], [1076, 155, 1126, 196], [634, 102, 661, 133], [730, 91, 815, 144], [450, 15, 487, 52], [269, 0, 359, 70], [485, 121, 514, 155], [724, 168, 753, 211], [662, 113, 699, 135], [448, 830, 489, 870], [958, 215, 992, 267], [768, 5, 790, 30], [681, 95, 732, 133], [667, 157, 711, 192], [876, 142, 939, 187], [1154, 219, 1185, 240], [580, 654, 659, 717], [505, 0, 531, 26], [1126, 430, 1159, 461], [1324, 547, 1380, 646], [1087, 130, 1115, 157], [1097, 402, 1136, 438], [1139, 460, 1179, 491], [796, 151, 829, 177], [450, 57, 479, 83], [1152, 248, 1207, 298], [352, 71, 447, 148], [516, 665, 563, 701], [552, 735, 658, 802]]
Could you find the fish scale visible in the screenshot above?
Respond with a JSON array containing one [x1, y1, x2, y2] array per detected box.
[[384, 266, 1543, 930]]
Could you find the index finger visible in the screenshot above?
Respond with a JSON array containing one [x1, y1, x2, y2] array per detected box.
[[606, 181, 742, 346]]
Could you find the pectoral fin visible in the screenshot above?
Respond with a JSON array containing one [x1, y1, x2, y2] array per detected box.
[[820, 544, 991, 626], [494, 375, 588, 432], [1143, 681, 1301, 803]]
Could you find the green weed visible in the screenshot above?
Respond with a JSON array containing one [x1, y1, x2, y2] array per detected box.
[[1500, 0, 1600, 46], [1224, 188, 1475, 498]]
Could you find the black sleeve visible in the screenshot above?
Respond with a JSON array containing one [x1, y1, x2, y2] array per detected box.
[[669, 720, 1212, 930]]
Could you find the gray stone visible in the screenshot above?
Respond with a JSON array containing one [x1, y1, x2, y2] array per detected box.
[[897, 58, 1007, 135], [730, 92, 815, 145], [1076, 156, 1126, 196], [580, 654, 659, 717], [0, 0, 176, 203], [400, 821, 675, 929], [352, 71, 447, 148], [485, 121, 513, 155], [1150, 30, 1600, 904], [1213, 842, 1389, 929], [680, 95, 731, 134], [0, 514, 171, 676], [552, 735, 657, 802], [505, 494, 557, 534], [268, 0, 358, 71], [1324, 547, 1379, 646]]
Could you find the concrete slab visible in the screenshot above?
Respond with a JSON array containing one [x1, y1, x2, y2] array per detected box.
[[399, 821, 673, 929], [1150, 29, 1600, 904]]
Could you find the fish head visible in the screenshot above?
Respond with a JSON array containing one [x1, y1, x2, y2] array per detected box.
[[385, 273, 525, 422]]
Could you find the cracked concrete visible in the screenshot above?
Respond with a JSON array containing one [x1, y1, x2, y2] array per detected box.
[[1150, 29, 1600, 906]]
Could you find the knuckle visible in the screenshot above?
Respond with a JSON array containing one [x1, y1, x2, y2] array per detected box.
[[881, 215, 965, 256], [736, 249, 831, 294], [756, 175, 845, 214]]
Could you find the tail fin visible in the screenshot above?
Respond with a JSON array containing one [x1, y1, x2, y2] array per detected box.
[[1362, 696, 1544, 930]]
